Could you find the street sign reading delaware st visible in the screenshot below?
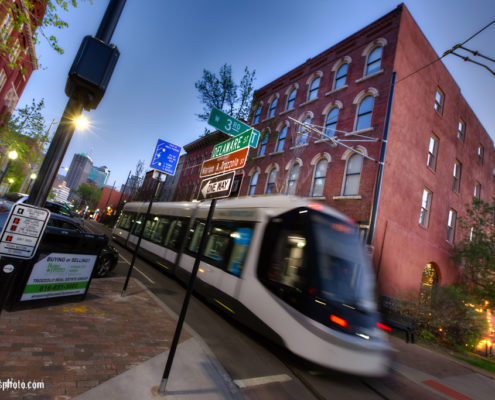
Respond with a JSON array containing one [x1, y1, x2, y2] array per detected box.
[[150, 139, 182, 176], [197, 171, 235, 201], [211, 128, 252, 159], [208, 107, 260, 148]]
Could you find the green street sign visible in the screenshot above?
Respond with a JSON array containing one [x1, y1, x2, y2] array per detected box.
[[211, 129, 252, 159], [208, 107, 260, 148]]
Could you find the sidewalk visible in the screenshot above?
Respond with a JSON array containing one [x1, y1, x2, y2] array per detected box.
[[2, 276, 495, 399], [0, 277, 240, 399]]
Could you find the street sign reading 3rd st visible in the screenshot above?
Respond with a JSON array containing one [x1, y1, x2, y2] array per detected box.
[[208, 107, 260, 148]]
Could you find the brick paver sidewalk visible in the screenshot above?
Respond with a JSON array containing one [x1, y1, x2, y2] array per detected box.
[[0, 277, 188, 399]]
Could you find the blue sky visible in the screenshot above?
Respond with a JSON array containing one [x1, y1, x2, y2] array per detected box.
[[17, 0, 495, 189]]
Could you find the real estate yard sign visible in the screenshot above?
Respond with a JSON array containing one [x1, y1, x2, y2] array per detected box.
[[21, 253, 97, 301]]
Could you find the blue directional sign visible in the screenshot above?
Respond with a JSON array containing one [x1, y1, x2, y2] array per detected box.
[[150, 139, 182, 175]]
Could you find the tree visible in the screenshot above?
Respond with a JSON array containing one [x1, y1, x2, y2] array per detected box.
[[0, 98, 49, 191], [0, 0, 90, 64], [195, 64, 256, 125], [454, 198, 495, 303], [73, 183, 101, 209]]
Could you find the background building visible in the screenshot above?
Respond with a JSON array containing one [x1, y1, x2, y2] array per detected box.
[[0, 0, 46, 121], [65, 153, 93, 190], [174, 4, 494, 298], [88, 165, 110, 188]]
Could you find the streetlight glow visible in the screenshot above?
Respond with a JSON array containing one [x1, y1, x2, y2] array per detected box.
[[30, 173, 37, 180], [8, 150, 18, 160], [74, 114, 90, 131]]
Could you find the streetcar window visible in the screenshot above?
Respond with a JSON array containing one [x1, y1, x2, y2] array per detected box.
[[226, 227, 252, 277], [164, 219, 186, 250], [150, 216, 171, 245], [143, 215, 157, 240], [204, 226, 231, 263], [187, 220, 205, 254], [117, 212, 135, 230], [132, 214, 145, 235]]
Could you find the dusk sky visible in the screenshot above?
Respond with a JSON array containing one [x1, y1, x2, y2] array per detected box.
[[17, 0, 495, 189]]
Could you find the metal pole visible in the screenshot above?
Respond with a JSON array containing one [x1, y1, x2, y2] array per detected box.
[[367, 72, 396, 246], [121, 177, 160, 296], [95, 0, 127, 43], [25, 97, 83, 207], [158, 199, 217, 395], [0, 159, 12, 187]]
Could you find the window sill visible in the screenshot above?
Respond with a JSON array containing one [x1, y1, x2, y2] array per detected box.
[[347, 127, 374, 136], [333, 195, 362, 200], [355, 69, 384, 84], [253, 155, 266, 160], [299, 97, 318, 107], [289, 143, 309, 150], [262, 116, 275, 123], [269, 151, 284, 156], [279, 108, 294, 116], [310, 196, 326, 201], [325, 85, 348, 96]]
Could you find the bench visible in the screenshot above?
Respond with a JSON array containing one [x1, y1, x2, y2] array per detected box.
[[379, 296, 417, 343]]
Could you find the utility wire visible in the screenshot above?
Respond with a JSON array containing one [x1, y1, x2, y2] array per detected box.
[[397, 18, 495, 84]]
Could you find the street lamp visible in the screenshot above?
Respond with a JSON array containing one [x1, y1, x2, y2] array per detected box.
[[0, 150, 19, 188], [27, 173, 37, 194]]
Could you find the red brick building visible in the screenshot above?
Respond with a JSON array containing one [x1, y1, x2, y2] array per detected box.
[[0, 0, 46, 120], [174, 4, 494, 298]]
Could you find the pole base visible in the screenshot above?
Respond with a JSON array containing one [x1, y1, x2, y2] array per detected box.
[[157, 378, 168, 395]]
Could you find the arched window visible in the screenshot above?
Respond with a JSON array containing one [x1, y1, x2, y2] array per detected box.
[[286, 163, 300, 195], [312, 159, 328, 197], [276, 125, 287, 152], [343, 154, 363, 196], [258, 131, 269, 156], [355, 95, 374, 131], [268, 97, 278, 118], [296, 117, 311, 146], [308, 77, 320, 101], [366, 46, 382, 76], [334, 63, 348, 90], [248, 171, 259, 195], [287, 88, 297, 110], [253, 104, 262, 124], [266, 169, 277, 194], [325, 108, 339, 137]]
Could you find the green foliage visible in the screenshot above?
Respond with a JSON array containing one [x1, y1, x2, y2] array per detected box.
[[454, 198, 495, 303], [73, 183, 101, 209], [195, 64, 256, 124], [390, 286, 486, 350]]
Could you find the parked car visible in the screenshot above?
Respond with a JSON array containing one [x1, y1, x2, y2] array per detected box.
[[0, 202, 118, 278], [0, 193, 82, 224]]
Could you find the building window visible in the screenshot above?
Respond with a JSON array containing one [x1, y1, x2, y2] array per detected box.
[[447, 209, 457, 243], [334, 63, 348, 90], [308, 76, 320, 101], [477, 144, 484, 164], [248, 171, 258, 195], [9, 39, 20, 63], [0, 69, 6, 92], [275, 125, 287, 152], [258, 132, 268, 156], [325, 108, 339, 138], [419, 188, 432, 227], [452, 161, 461, 192], [457, 120, 465, 141], [286, 163, 300, 195], [1, 13, 13, 42], [366, 46, 383, 76], [286, 88, 297, 110], [343, 154, 363, 196], [434, 88, 444, 114], [427, 134, 439, 171], [296, 117, 311, 146], [355, 95, 374, 131], [266, 168, 277, 194], [253, 105, 262, 124], [474, 182, 481, 200], [312, 159, 328, 197], [268, 97, 278, 118]]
